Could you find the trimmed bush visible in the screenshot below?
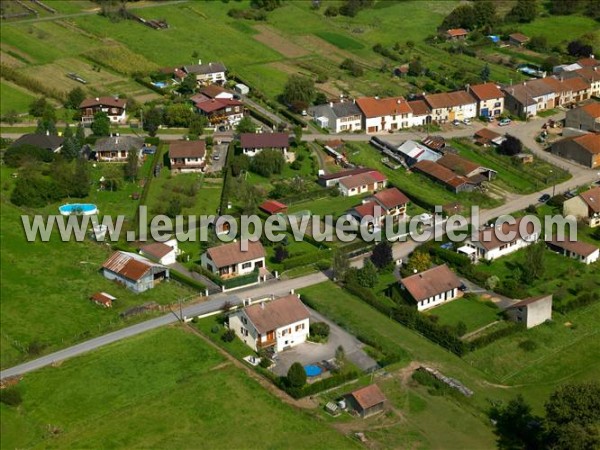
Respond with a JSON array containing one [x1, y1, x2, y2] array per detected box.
[[0, 387, 22, 407], [221, 328, 236, 342]]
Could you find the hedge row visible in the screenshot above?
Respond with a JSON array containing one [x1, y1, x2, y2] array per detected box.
[[246, 106, 278, 129], [133, 76, 166, 96], [279, 370, 360, 399], [555, 291, 600, 314], [221, 269, 259, 290], [468, 323, 524, 350], [282, 249, 331, 270], [169, 269, 207, 292]]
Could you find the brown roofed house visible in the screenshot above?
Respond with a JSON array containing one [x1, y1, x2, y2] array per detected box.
[[474, 128, 505, 147], [550, 133, 600, 168], [90, 292, 116, 308], [346, 384, 387, 418], [546, 236, 599, 265], [228, 294, 310, 352], [509, 33, 529, 46], [102, 251, 169, 293], [201, 240, 266, 279], [565, 102, 600, 132], [80, 96, 127, 125], [400, 264, 462, 311], [445, 28, 468, 40], [169, 140, 206, 173], [240, 133, 289, 156], [563, 186, 600, 228], [139, 239, 179, 265]]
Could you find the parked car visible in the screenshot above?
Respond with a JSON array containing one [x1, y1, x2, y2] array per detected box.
[[498, 118, 511, 126], [463, 118, 471, 125], [452, 119, 461, 126], [218, 126, 226, 132], [459, 283, 468, 292], [419, 213, 433, 224], [213, 153, 220, 161], [538, 193, 551, 203]]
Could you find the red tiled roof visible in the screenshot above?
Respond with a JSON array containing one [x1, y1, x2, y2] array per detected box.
[[425, 90, 476, 109], [469, 83, 504, 101], [200, 84, 229, 99], [401, 264, 461, 302], [169, 140, 206, 159], [349, 384, 386, 410], [577, 57, 600, 68], [339, 171, 387, 189], [446, 28, 468, 37], [474, 217, 537, 251], [373, 187, 410, 209], [580, 102, 600, 118], [413, 160, 470, 189], [509, 33, 529, 43], [140, 242, 174, 259], [240, 133, 289, 149], [578, 186, 600, 213], [244, 294, 309, 334], [353, 201, 379, 219], [437, 153, 481, 176], [80, 97, 126, 109], [573, 134, 600, 155], [561, 76, 591, 92], [355, 96, 412, 118], [407, 99, 431, 116], [368, 170, 387, 183], [196, 98, 242, 113], [259, 200, 287, 215], [206, 240, 265, 268], [474, 128, 502, 141]]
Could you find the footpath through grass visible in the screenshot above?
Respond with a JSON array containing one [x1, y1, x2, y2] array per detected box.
[[0, 327, 356, 449]]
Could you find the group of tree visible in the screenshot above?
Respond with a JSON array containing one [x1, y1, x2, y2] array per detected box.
[[281, 75, 315, 113], [250, 148, 285, 177], [340, 58, 364, 77], [490, 382, 600, 450], [548, 0, 599, 18], [141, 105, 208, 137], [440, 1, 497, 31], [61, 122, 86, 160], [236, 116, 256, 134], [567, 40, 594, 57], [505, 0, 538, 23], [64, 87, 86, 110], [29, 97, 58, 136], [345, 259, 378, 288]]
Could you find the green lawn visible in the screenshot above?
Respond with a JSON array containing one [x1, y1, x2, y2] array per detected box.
[[427, 296, 501, 334], [288, 192, 368, 218], [451, 138, 571, 195], [519, 15, 600, 47], [0, 82, 36, 115], [0, 327, 356, 449]]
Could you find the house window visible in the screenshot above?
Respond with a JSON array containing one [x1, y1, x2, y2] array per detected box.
[[282, 328, 287, 336], [242, 262, 252, 269], [295, 323, 305, 331], [241, 316, 247, 325]]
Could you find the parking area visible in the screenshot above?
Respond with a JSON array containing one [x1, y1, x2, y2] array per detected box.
[[270, 308, 378, 376], [206, 141, 228, 173]]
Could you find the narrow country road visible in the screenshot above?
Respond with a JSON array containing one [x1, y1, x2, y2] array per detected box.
[[0, 272, 328, 379]]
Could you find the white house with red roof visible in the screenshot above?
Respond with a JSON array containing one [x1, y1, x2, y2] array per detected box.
[[468, 83, 505, 118], [348, 187, 410, 229], [400, 264, 462, 311], [228, 294, 310, 352], [355, 96, 414, 134], [139, 239, 180, 265], [200, 240, 266, 278], [338, 170, 387, 197]]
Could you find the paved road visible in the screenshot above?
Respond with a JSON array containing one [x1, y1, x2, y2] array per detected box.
[[0, 272, 328, 379]]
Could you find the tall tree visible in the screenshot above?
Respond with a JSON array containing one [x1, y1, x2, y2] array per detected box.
[[480, 63, 491, 82], [143, 107, 163, 137], [473, 0, 497, 28], [178, 73, 197, 95], [406, 251, 431, 274], [71, 157, 90, 197], [164, 103, 193, 127], [286, 362, 307, 388], [332, 248, 349, 281], [370, 241, 393, 269], [90, 111, 110, 136], [524, 242, 545, 280], [356, 260, 378, 288], [124, 148, 139, 182], [236, 116, 256, 134], [293, 125, 303, 146], [35, 118, 57, 136], [498, 135, 523, 155], [506, 0, 538, 23], [490, 395, 544, 449], [65, 87, 86, 110], [188, 115, 208, 136]]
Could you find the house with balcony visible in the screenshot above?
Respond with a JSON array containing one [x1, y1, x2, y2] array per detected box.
[[80, 97, 127, 125], [424, 91, 477, 123], [347, 187, 410, 230], [201, 240, 266, 279], [468, 83, 504, 118], [563, 186, 600, 228], [168, 140, 206, 173], [458, 218, 539, 261], [195, 98, 244, 128], [182, 61, 227, 85], [356, 96, 414, 133], [228, 293, 310, 352]]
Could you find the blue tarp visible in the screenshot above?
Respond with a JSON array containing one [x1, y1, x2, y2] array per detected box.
[[488, 35, 500, 43]]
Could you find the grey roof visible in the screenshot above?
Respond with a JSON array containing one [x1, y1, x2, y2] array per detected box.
[[94, 136, 144, 153], [183, 62, 226, 75], [10, 133, 64, 152], [503, 79, 555, 106], [310, 101, 362, 119]]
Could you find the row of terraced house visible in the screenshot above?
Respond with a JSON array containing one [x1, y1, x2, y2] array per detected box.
[[308, 57, 600, 134]]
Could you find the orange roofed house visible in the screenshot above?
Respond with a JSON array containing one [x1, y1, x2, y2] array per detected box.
[[347, 187, 410, 229], [400, 264, 462, 311], [424, 90, 477, 123], [228, 294, 310, 352], [468, 83, 505, 118], [346, 384, 387, 418], [565, 102, 600, 132], [169, 140, 206, 173], [355, 96, 414, 133], [445, 28, 468, 41], [101, 251, 169, 293], [563, 186, 600, 228], [200, 240, 266, 279]]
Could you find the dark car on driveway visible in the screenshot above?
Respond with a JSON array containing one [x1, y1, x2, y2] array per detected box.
[[538, 193, 551, 203]]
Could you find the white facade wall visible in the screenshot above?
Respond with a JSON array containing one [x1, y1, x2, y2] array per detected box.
[[340, 180, 386, 197], [416, 288, 459, 311], [364, 113, 413, 134], [471, 233, 538, 261], [229, 312, 309, 352], [200, 252, 265, 277], [477, 97, 504, 117], [334, 116, 362, 133]]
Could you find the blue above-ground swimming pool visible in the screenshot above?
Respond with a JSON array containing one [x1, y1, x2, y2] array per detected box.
[[59, 203, 98, 216], [152, 81, 167, 88], [304, 364, 323, 377]]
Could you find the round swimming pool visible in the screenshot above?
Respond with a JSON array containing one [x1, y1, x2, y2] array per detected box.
[[59, 203, 98, 216], [304, 364, 322, 377]]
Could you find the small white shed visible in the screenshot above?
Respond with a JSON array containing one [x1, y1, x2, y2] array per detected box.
[[234, 83, 250, 95]]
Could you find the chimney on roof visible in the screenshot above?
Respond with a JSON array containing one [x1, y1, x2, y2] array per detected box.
[[465, 83, 470, 92], [330, 102, 333, 107], [95, 97, 99, 102], [198, 59, 202, 65], [375, 96, 379, 100], [397, 99, 401, 104], [591, 54, 595, 59], [260, 301, 265, 309]]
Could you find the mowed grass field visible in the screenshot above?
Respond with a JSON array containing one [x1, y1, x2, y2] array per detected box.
[[0, 82, 36, 115], [427, 296, 501, 334], [0, 327, 356, 449]]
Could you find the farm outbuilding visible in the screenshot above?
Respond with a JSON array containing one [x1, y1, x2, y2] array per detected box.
[[234, 83, 250, 95], [346, 384, 386, 418]]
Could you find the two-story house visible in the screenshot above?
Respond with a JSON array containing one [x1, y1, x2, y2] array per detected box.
[[201, 240, 266, 278], [168, 140, 206, 173], [228, 293, 310, 352], [347, 187, 410, 229], [459, 217, 539, 261], [563, 186, 600, 228], [400, 264, 462, 311], [503, 79, 556, 117], [468, 83, 504, 118], [195, 98, 244, 127], [424, 91, 477, 123], [80, 97, 127, 125], [356, 96, 413, 133], [309, 100, 363, 133], [182, 61, 227, 85]]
